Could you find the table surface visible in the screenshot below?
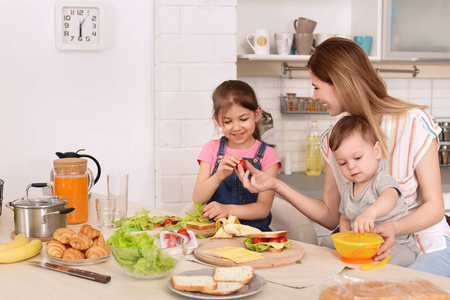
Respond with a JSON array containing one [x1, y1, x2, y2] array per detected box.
[[1, 194, 449, 299]]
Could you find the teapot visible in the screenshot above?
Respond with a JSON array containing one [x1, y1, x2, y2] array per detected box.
[[51, 149, 101, 184]]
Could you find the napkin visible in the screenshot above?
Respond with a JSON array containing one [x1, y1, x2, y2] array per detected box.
[[186, 241, 353, 289]]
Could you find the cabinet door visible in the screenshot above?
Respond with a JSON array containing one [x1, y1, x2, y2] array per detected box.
[[383, 0, 450, 60]]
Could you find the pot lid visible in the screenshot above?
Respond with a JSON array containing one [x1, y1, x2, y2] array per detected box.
[[11, 196, 67, 209]]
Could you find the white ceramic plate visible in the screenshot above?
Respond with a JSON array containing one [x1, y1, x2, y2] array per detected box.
[[168, 269, 266, 299]]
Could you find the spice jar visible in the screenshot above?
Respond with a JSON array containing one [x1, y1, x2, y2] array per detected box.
[[53, 158, 94, 224], [439, 122, 449, 141]]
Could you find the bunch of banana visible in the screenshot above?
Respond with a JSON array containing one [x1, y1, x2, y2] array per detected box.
[[0, 234, 43, 263], [212, 215, 261, 239]]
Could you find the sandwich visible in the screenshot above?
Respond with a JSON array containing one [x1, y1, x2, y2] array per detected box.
[[243, 230, 291, 253]]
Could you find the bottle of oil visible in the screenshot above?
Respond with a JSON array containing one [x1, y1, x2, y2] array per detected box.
[[306, 120, 322, 176]]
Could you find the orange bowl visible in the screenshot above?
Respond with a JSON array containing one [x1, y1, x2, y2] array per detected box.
[[331, 231, 384, 264]]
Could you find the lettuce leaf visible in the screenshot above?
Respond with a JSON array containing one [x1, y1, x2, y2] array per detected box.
[[184, 203, 209, 223], [244, 238, 270, 252]]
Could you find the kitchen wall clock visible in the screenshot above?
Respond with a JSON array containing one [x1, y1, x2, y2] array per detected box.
[[55, 1, 105, 50]]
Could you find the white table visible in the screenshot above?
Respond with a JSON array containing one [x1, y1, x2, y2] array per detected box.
[[1, 194, 449, 299]]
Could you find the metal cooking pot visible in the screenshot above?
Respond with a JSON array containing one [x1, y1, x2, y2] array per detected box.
[[6, 183, 75, 238]]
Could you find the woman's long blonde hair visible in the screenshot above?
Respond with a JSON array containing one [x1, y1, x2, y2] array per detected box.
[[307, 37, 427, 158]]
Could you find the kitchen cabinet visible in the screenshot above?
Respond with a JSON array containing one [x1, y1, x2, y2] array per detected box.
[[237, 0, 450, 78], [383, 0, 450, 61]]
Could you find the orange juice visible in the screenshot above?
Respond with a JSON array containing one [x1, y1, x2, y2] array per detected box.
[[55, 174, 88, 224], [53, 158, 92, 224]]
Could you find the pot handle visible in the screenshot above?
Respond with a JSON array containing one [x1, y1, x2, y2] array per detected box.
[[41, 207, 75, 224], [26, 182, 54, 198]]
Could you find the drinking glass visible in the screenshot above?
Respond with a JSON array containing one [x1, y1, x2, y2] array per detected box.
[[95, 196, 116, 229]]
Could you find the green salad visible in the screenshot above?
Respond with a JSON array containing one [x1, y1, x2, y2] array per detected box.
[[107, 228, 178, 276], [113, 203, 209, 232]]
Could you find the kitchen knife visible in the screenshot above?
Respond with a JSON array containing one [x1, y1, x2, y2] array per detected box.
[[28, 261, 111, 284]]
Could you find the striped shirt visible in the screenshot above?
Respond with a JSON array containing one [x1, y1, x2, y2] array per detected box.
[[321, 109, 450, 254]]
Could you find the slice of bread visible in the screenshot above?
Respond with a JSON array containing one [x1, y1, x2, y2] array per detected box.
[[201, 282, 245, 295], [213, 266, 254, 285], [171, 275, 217, 292], [265, 246, 283, 253], [245, 230, 289, 238], [186, 220, 215, 230]]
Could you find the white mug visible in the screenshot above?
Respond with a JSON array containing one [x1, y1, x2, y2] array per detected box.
[[275, 33, 294, 55], [334, 33, 352, 39], [314, 33, 334, 47], [247, 29, 270, 55]]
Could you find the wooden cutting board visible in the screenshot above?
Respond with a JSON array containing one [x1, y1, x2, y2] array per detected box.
[[194, 237, 304, 269]]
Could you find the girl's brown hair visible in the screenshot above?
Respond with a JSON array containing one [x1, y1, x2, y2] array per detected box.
[[307, 37, 426, 158], [329, 115, 378, 152], [212, 80, 261, 140]]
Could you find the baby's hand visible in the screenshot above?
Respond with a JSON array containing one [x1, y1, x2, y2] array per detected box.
[[201, 201, 231, 221], [353, 210, 376, 234], [215, 156, 241, 181]]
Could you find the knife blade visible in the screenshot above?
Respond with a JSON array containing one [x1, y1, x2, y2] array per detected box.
[[28, 261, 111, 284]]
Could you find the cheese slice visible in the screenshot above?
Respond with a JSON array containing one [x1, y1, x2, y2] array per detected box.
[[265, 242, 286, 250], [204, 246, 263, 263]]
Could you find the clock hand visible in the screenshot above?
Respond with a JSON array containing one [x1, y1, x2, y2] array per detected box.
[[79, 12, 90, 38]]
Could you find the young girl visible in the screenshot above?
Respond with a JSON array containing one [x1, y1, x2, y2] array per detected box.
[[193, 80, 281, 231]]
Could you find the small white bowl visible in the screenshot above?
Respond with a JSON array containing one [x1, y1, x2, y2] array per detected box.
[[160, 230, 198, 254]]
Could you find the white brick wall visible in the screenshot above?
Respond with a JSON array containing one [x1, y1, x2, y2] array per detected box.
[[155, 1, 237, 211]]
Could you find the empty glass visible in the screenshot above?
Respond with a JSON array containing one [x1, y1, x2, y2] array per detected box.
[[95, 196, 116, 229]]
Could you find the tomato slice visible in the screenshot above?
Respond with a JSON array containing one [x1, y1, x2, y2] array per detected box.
[[268, 237, 282, 243], [252, 237, 265, 244], [163, 218, 174, 226], [278, 236, 288, 243]]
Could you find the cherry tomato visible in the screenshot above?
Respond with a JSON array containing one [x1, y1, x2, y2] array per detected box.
[[177, 228, 190, 240], [252, 237, 265, 244], [163, 218, 174, 226], [236, 158, 246, 169]]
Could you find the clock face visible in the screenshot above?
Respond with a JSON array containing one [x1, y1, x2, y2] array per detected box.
[[55, 2, 105, 50], [61, 7, 99, 45]]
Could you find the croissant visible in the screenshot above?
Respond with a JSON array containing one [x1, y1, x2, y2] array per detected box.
[[53, 228, 76, 244], [62, 247, 85, 260], [69, 233, 93, 250], [85, 245, 110, 259], [46, 240, 66, 258], [93, 234, 106, 247], [79, 224, 101, 239]]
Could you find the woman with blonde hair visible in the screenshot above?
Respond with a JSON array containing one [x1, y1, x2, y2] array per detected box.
[[238, 38, 450, 276]]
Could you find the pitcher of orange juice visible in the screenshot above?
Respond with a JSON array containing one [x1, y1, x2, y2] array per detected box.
[[54, 158, 94, 224]]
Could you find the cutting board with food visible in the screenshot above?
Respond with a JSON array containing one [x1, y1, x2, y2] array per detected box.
[[194, 237, 304, 269]]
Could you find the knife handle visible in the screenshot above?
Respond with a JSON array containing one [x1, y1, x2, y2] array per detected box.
[[68, 269, 111, 284]]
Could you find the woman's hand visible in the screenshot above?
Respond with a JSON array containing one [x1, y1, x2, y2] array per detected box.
[[215, 156, 241, 181], [372, 221, 396, 261], [236, 162, 276, 193], [201, 201, 231, 221]]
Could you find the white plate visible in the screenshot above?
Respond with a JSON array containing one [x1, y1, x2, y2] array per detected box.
[[168, 269, 266, 299], [160, 230, 198, 254]]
